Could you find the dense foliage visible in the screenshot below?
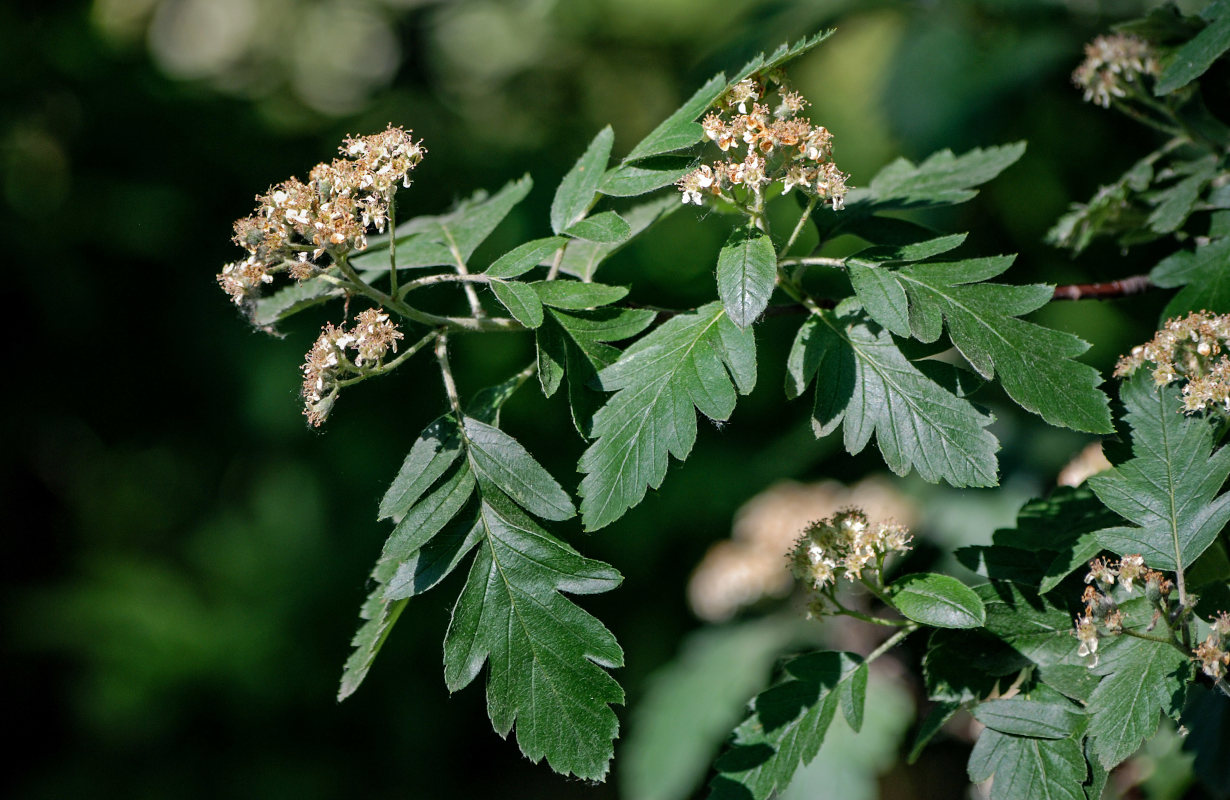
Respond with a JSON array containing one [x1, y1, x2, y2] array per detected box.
[[206, 3, 1230, 797]]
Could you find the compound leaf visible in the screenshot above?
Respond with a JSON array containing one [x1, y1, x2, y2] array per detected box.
[[1151, 236, 1230, 318], [787, 304, 999, 488], [850, 252, 1112, 433], [579, 303, 755, 530], [443, 492, 624, 780], [967, 728, 1086, 800], [1086, 634, 1189, 769], [1088, 370, 1230, 570]]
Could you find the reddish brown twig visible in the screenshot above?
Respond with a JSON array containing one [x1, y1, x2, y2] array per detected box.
[[1052, 274, 1154, 301]]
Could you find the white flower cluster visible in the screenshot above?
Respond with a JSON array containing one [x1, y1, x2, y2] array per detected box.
[[1115, 312, 1230, 413], [676, 77, 848, 209], [1072, 33, 1158, 108], [789, 509, 912, 593], [301, 308, 403, 427], [218, 126, 424, 306]]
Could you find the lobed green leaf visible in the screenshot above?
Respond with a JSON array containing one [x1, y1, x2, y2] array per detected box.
[[579, 303, 755, 530]]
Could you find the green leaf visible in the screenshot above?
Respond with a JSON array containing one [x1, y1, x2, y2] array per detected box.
[[848, 233, 968, 265], [378, 415, 463, 520], [1146, 157, 1217, 234], [558, 195, 678, 281], [708, 651, 863, 800], [1152, 236, 1230, 318], [1155, 10, 1230, 94], [462, 416, 575, 522], [716, 226, 777, 329], [967, 728, 1086, 800], [443, 493, 624, 780], [485, 236, 567, 278], [579, 303, 755, 530], [787, 306, 999, 488], [973, 698, 1086, 740], [846, 143, 1026, 212], [532, 280, 628, 309], [548, 307, 658, 436], [490, 279, 545, 328], [536, 318, 566, 397], [888, 572, 986, 628], [978, 582, 1085, 668], [380, 462, 476, 567], [565, 210, 633, 243], [851, 255, 1112, 433], [624, 74, 727, 161], [552, 126, 614, 234], [1086, 634, 1189, 769], [839, 661, 868, 733], [726, 30, 835, 87], [250, 276, 337, 328], [383, 513, 483, 601], [1088, 371, 1230, 570], [355, 175, 532, 268], [621, 619, 800, 800], [600, 155, 694, 197], [338, 587, 408, 701]]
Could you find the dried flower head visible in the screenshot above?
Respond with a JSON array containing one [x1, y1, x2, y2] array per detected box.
[[301, 308, 403, 426], [686, 478, 915, 622], [788, 509, 913, 600], [677, 77, 849, 210], [1115, 312, 1230, 414], [1117, 554, 1146, 593], [1072, 33, 1159, 108], [1194, 634, 1228, 679], [1075, 612, 1100, 666], [218, 126, 424, 308]]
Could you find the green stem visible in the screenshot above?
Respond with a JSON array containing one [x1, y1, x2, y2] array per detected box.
[[545, 241, 569, 282], [865, 624, 918, 664], [435, 333, 464, 419], [399, 272, 494, 297], [442, 233, 485, 318], [828, 594, 911, 627], [779, 195, 818, 259], [335, 256, 522, 333], [1120, 626, 1186, 651], [387, 197, 398, 298], [779, 256, 847, 270], [335, 328, 437, 387]]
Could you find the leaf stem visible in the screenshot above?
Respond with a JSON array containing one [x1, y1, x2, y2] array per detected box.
[[828, 594, 911, 627], [399, 272, 494, 297], [779, 196, 819, 259], [435, 332, 464, 419], [442, 234, 485, 318], [387, 196, 398, 298], [778, 256, 848, 270], [335, 256, 522, 333], [545, 242, 569, 281], [865, 624, 918, 664]]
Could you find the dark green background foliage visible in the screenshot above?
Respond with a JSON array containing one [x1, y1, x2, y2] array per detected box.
[[4, 0, 1213, 797]]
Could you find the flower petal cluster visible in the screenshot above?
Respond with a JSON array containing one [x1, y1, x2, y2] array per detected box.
[[1115, 311, 1230, 413], [1075, 554, 1171, 667], [676, 76, 848, 209], [1072, 33, 1158, 108], [686, 478, 915, 622], [218, 126, 425, 306], [788, 509, 912, 593], [301, 308, 403, 427]]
